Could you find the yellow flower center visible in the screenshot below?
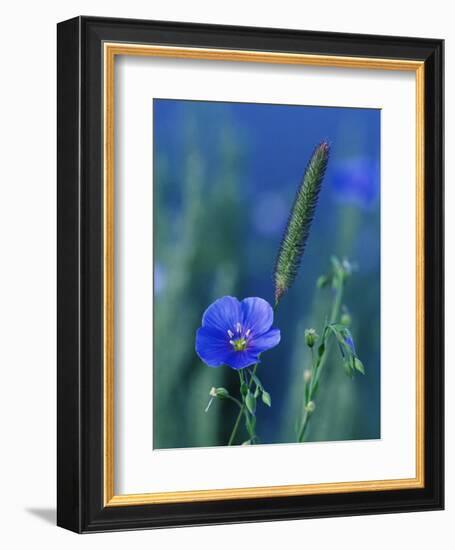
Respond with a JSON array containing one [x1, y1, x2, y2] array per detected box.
[[231, 338, 247, 351]]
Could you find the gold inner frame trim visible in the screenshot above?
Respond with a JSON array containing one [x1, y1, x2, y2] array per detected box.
[[103, 42, 425, 507]]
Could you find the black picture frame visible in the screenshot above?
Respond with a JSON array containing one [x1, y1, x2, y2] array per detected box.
[[57, 16, 444, 533]]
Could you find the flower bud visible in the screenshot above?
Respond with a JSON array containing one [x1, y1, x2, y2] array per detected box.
[[340, 310, 352, 327], [215, 387, 229, 399], [305, 400, 316, 413], [304, 328, 319, 348], [342, 258, 353, 277]]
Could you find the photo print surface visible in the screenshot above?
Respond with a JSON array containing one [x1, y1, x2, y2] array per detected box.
[[153, 98, 380, 449]]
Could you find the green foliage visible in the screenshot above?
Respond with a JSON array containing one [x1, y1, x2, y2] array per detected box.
[[262, 390, 272, 407], [320, 256, 355, 292], [153, 110, 244, 449], [340, 307, 352, 327], [328, 324, 365, 378], [240, 382, 249, 397], [245, 391, 257, 416], [274, 142, 330, 305], [248, 369, 263, 390], [249, 370, 272, 408], [154, 105, 380, 449], [354, 357, 365, 375], [296, 256, 365, 442]]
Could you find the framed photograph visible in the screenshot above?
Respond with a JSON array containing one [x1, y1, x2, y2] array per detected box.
[[57, 16, 444, 532]]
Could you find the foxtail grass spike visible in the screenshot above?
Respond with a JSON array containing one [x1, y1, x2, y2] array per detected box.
[[274, 141, 330, 305]]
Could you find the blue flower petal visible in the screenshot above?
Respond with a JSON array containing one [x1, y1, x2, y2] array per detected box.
[[202, 296, 241, 333], [249, 328, 281, 354], [223, 350, 260, 370], [344, 335, 356, 354], [195, 326, 231, 367], [241, 297, 274, 336]]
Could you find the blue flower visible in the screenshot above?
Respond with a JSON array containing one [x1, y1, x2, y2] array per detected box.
[[195, 296, 281, 370]]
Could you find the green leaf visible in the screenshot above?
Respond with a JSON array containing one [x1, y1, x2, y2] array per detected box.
[[240, 382, 248, 397], [245, 413, 256, 438], [354, 357, 365, 374], [262, 390, 272, 407], [249, 370, 264, 390], [245, 391, 256, 415], [329, 324, 357, 358], [318, 342, 325, 358], [316, 274, 330, 289], [328, 325, 346, 347], [330, 323, 346, 331], [249, 414, 257, 431], [342, 358, 354, 377]]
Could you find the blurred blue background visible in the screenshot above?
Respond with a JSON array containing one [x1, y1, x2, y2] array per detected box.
[[153, 99, 380, 448]]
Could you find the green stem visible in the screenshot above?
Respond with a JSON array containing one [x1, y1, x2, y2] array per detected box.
[[240, 369, 257, 442], [225, 395, 243, 409], [227, 363, 258, 445], [227, 408, 244, 445], [298, 410, 310, 442], [298, 280, 344, 443]]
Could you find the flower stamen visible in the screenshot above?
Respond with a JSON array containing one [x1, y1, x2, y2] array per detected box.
[[230, 338, 247, 352]]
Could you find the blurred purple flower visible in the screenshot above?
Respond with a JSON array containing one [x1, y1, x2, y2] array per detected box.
[[331, 157, 379, 209], [195, 296, 280, 370], [343, 332, 356, 354]]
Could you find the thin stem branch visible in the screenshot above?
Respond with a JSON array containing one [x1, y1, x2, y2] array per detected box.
[[226, 395, 243, 409], [227, 408, 244, 445], [227, 363, 259, 446], [298, 410, 310, 442], [298, 280, 344, 443]]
